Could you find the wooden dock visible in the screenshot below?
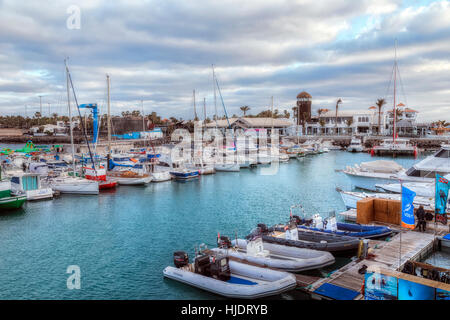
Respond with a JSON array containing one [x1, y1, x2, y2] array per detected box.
[[302, 226, 442, 300]]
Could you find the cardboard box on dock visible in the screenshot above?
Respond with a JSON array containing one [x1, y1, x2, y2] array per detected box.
[[357, 198, 401, 225]]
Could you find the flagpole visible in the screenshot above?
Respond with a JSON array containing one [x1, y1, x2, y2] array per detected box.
[[399, 179, 403, 270], [434, 174, 437, 265]]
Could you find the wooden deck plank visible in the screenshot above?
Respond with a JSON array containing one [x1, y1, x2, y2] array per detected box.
[[304, 226, 438, 299]]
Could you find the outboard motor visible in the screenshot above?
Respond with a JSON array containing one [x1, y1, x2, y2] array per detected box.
[[194, 254, 211, 276], [173, 251, 189, 268], [257, 223, 268, 233], [292, 215, 302, 225], [210, 255, 231, 281], [217, 236, 232, 249]]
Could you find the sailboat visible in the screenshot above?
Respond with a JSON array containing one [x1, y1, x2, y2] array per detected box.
[[104, 75, 151, 185], [371, 41, 417, 157], [49, 59, 100, 195], [211, 65, 240, 173]]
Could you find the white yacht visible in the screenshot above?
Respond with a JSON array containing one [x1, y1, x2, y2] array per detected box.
[[343, 145, 450, 191], [338, 189, 445, 213], [372, 138, 416, 156], [10, 172, 53, 201], [346, 137, 363, 152], [375, 173, 450, 197]]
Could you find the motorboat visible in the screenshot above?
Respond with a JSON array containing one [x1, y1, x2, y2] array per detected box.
[[374, 173, 450, 197], [347, 137, 364, 152], [10, 172, 53, 200], [0, 179, 27, 210], [337, 189, 441, 212], [163, 248, 297, 299], [375, 181, 435, 197], [212, 235, 335, 272], [170, 168, 199, 180], [343, 145, 450, 191]]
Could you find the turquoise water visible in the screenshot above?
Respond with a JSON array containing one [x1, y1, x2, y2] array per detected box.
[[0, 150, 424, 299]]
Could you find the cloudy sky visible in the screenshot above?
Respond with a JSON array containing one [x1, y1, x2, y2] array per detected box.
[[0, 0, 449, 122]]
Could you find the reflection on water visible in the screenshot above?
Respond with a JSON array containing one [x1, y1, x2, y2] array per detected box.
[[424, 247, 450, 269]]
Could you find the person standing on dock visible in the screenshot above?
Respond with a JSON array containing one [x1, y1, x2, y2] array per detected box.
[[415, 205, 426, 232]]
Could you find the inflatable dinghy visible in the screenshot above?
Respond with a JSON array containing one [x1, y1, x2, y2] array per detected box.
[[163, 249, 296, 299], [292, 215, 392, 239], [212, 236, 335, 272], [298, 222, 392, 239], [249, 222, 360, 255]]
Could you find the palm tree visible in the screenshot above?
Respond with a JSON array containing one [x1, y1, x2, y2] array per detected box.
[[240, 106, 250, 117], [346, 118, 353, 135], [292, 106, 298, 124], [335, 98, 342, 135], [283, 110, 290, 118], [319, 119, 326, 135], [375, 98, 386, 135]]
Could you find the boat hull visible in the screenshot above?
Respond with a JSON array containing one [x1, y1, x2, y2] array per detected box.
[[99, 181, 117, 190], [298, 223, 393, 239], [0, 195, 27, 209], [25, 188, 54, 201], [151, 171, 172, 182], [169, 171, 199, 180], [163, 260, 296, 299], [52, 181, 99, 195], [115, 176, 152, 185], [214, 164, 240, 172], [225, 240, 335, 272]]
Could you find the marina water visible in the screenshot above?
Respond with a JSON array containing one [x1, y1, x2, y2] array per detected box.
[[0, 149, 436, 299]]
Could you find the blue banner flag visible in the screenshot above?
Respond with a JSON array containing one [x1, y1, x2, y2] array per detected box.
[[435, 174, 449, 225], [401, 186, 416, 229]]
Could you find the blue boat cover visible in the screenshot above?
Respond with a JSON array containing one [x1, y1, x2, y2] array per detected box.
[[314, 283, 360, 300], [443, 233, 450, 240], [227, 276, 257, 286], [298, 222, 391, 238]]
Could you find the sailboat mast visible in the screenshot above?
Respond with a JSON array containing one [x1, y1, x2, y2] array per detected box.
[[193, 90, 197, 120], [203, 97, 206, 121], [65, 59, 76, 173], [393, 40, 397, 144], [107, 75, 111, 155], [271, 96, 274, 135], [141, 99, 145, 132], [212, 65, 218, 127]]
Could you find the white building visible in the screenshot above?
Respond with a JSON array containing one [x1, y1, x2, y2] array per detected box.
[[301, 106, 419, 136]]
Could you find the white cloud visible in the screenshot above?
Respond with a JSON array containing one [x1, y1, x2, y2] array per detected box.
[[0, 0, 449, 122]]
